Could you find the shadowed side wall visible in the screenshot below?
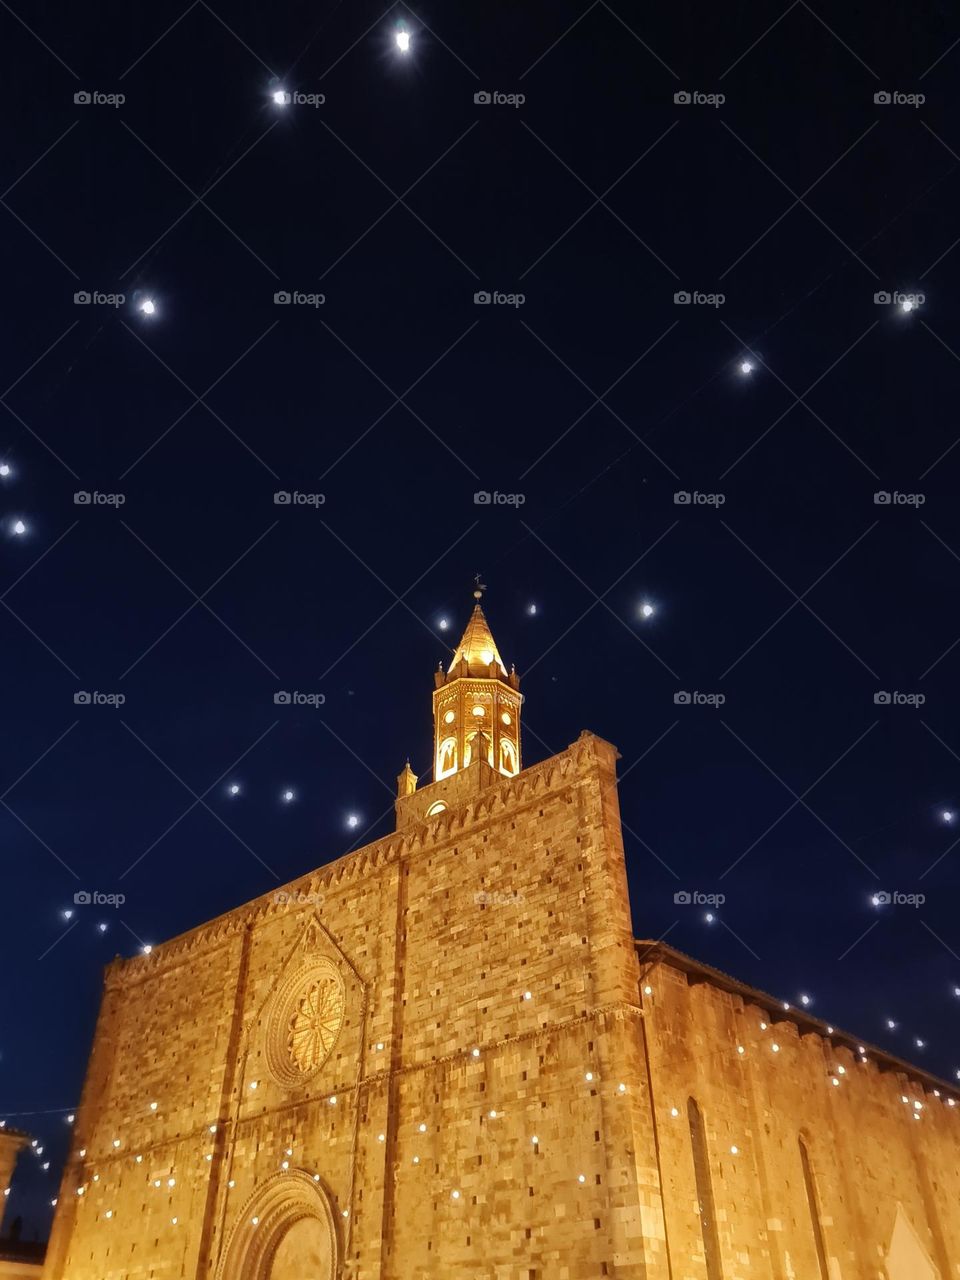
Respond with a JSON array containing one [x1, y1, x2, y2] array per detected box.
[[639, 950, 960, 1279]]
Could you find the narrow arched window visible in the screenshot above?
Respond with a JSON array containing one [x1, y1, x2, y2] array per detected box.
[[687, 1097, 723, 1279], [799, 1136, 829, 1279]]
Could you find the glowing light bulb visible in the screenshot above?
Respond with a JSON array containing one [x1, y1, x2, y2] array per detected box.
[[438, 617, 449, 631], [140, 298, 156, 316], [272, 90, 289, 105], [901, 298, 914, 312], [639, 601, 655, 619], [346, 814, 360, 829], [704, 912, 715, 924], [886, 1019, 896, 1030], [730, 1145, 739, 1154], [0, 464, 10, 477], [98, 923, 108, 933], [62, 909, 73, 920], [228, 783, 240, 796], [916, 1038, 925, 1049], [451, 1189, 460, 1199], [12, 519, 25, 535], [799, 994, 811, 1007], [578, 1173, 586, 1183], [396, 29, 411, 52], [142, 945, 152, 955], [740, 359, 754, 374], [66, 1114, 75, 1123], [941, 810, 955, 824], [281, 789, 295, 804], [523, 990, 532, 1001], [150, 1102, 158, 1111]]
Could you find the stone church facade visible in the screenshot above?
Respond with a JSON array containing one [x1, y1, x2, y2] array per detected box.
[[44, 596, 960, 1278]]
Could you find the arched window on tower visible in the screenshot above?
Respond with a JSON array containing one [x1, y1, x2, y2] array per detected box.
[[437, 737, 457, 779], [687, 1097, 723, 1280], [499, 737, 518, 776], [798, 1135, 829, 1279]]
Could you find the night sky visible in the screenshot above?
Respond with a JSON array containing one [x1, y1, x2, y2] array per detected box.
[[3, 0, 960, 1240]]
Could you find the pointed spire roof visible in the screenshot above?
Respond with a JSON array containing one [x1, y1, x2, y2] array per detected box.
[[448, 592, 507, 676]]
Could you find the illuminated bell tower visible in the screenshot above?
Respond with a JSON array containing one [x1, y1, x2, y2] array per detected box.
[[433, 588, 522, 782]]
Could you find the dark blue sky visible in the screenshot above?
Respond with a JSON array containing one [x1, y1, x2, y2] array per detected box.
[[3, 0, 960, 1240]]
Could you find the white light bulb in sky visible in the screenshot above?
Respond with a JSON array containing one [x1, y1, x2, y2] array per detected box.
[[0, 464, 10, 477], [740, 359, 754, 374], [140, 298, 156, 316], [901, 298, 913, 312], [396, 29, 411, 52], [639, 601, 655, 619], [228, 783, 240, 796], [438, 617, 449, 631], [346, 813, 360, 829], [941, 809, 955, 824], [12, 519, 25, 535], [799, 994, 811, 1006], [527, 603, 538, 616], [98, 922, 108, 933], [62, 909, 73, 920], [282, 789, 295, 803]]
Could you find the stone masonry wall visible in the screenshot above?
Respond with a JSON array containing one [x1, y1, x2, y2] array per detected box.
[[43, 732, 666, 1280]]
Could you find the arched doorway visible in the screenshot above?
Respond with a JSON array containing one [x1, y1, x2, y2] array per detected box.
[[217, 1170, 339, 1280]]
